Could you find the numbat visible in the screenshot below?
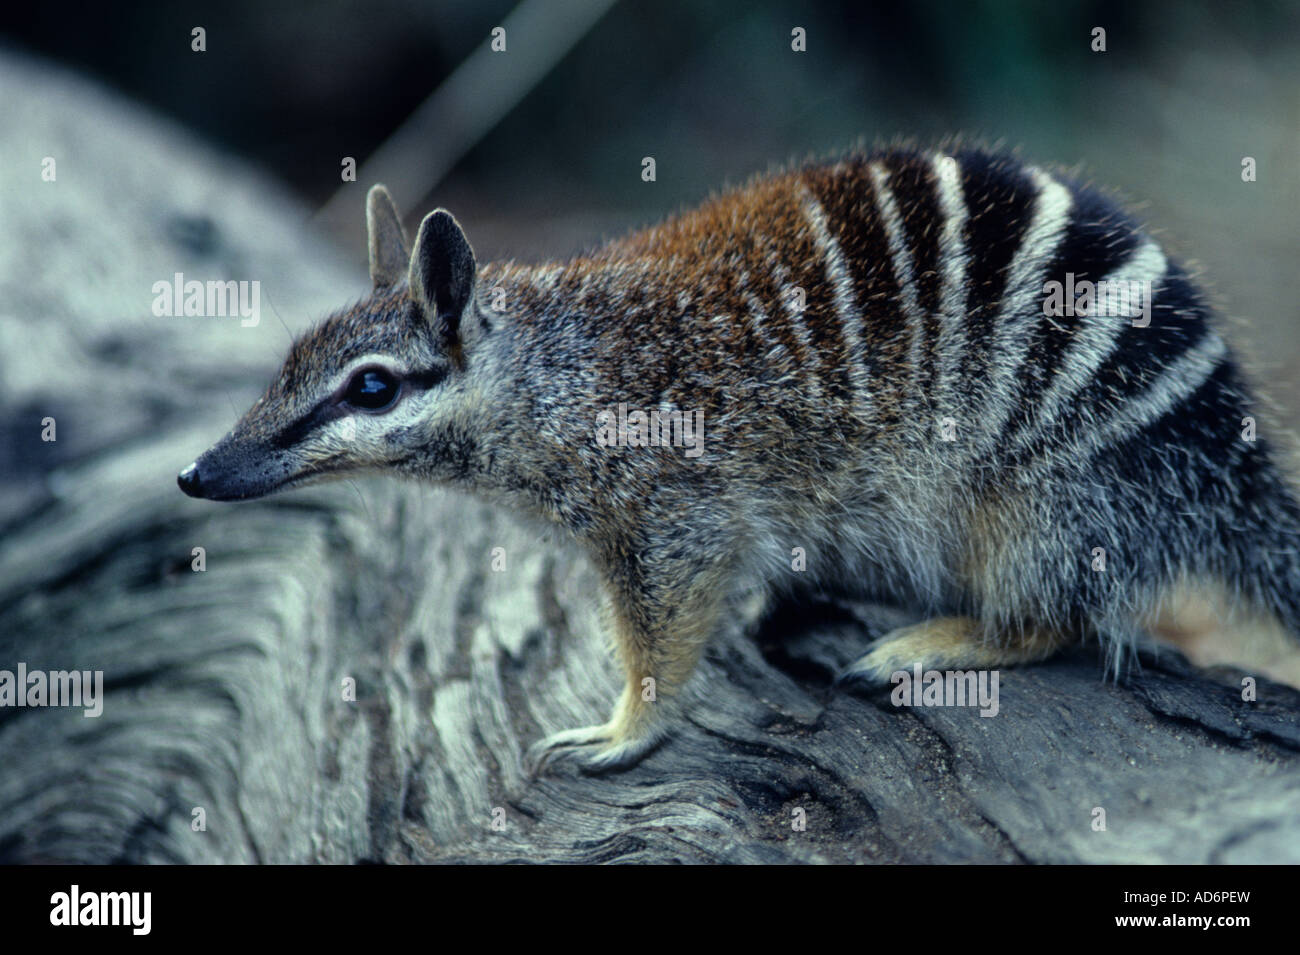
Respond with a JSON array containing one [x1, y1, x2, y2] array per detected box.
[[179, 147, 1300, 771]]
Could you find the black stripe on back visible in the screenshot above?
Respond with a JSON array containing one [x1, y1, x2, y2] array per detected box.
[[1101, 358, 1242, 507], [781, 189, 857, 407], [882, 150, 944, 404], [803, 158, 909, 431], [954, 149, 1037, 407]]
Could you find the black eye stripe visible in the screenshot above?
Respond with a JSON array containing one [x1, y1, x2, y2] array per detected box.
[[272, 363, 450, 448], [406, 366, 449, 390], [272, 401, 333, 449]]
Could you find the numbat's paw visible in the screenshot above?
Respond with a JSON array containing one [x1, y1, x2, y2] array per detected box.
[[839, 616, 1066, 687], [525, 722, 664, 776]]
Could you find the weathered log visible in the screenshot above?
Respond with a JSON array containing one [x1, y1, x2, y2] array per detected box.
[[1, 52, 1297, 865]]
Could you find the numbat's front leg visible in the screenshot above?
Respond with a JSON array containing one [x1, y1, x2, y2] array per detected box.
[[527, 678, 665, 774], [527, 558, 726, 775], [841, 615, 1069, 686]]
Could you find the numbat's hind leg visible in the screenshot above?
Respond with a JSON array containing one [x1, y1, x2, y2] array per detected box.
[[841, 615, 1068, 686]]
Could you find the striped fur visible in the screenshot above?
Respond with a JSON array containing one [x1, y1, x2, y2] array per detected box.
[[184, 147, 1300, 770]]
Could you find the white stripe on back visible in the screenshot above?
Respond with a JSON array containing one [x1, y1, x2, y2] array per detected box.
[[799, 183, 871, 414], [930, 153, 971, 433], [1013, 237, 1169, 451], [868, 162, 926, 415], [981, 166, 1074, 443], [1072, 330, 1227, 462]]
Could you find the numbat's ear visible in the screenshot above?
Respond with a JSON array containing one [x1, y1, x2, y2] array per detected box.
[[366, 184, 410, 290], [409, 208, 477, 346]]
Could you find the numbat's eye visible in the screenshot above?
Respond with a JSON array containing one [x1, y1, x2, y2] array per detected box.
[[342, 367, 401, 411]]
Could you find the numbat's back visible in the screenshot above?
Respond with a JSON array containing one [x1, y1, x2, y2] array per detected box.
[[179, 146, 1300, 772]]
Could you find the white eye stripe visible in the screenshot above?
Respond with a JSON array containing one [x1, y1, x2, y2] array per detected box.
[[332, 385, 433, 437]]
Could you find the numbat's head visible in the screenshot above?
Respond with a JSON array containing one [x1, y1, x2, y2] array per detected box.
[[178, 185, 498, 501]]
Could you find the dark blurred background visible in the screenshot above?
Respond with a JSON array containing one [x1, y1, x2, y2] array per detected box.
[[4, 0, 1298, 393]]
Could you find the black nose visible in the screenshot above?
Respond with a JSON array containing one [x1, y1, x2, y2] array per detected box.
[[177, 463, 204, 498]]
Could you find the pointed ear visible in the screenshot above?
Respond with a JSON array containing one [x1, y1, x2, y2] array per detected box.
[[408, 208, 477, 345], [366, 184, 410, 289]]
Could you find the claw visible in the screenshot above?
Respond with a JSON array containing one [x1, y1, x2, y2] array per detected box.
[[525, 722, 664, 776], [525, 723, 611, 776]]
